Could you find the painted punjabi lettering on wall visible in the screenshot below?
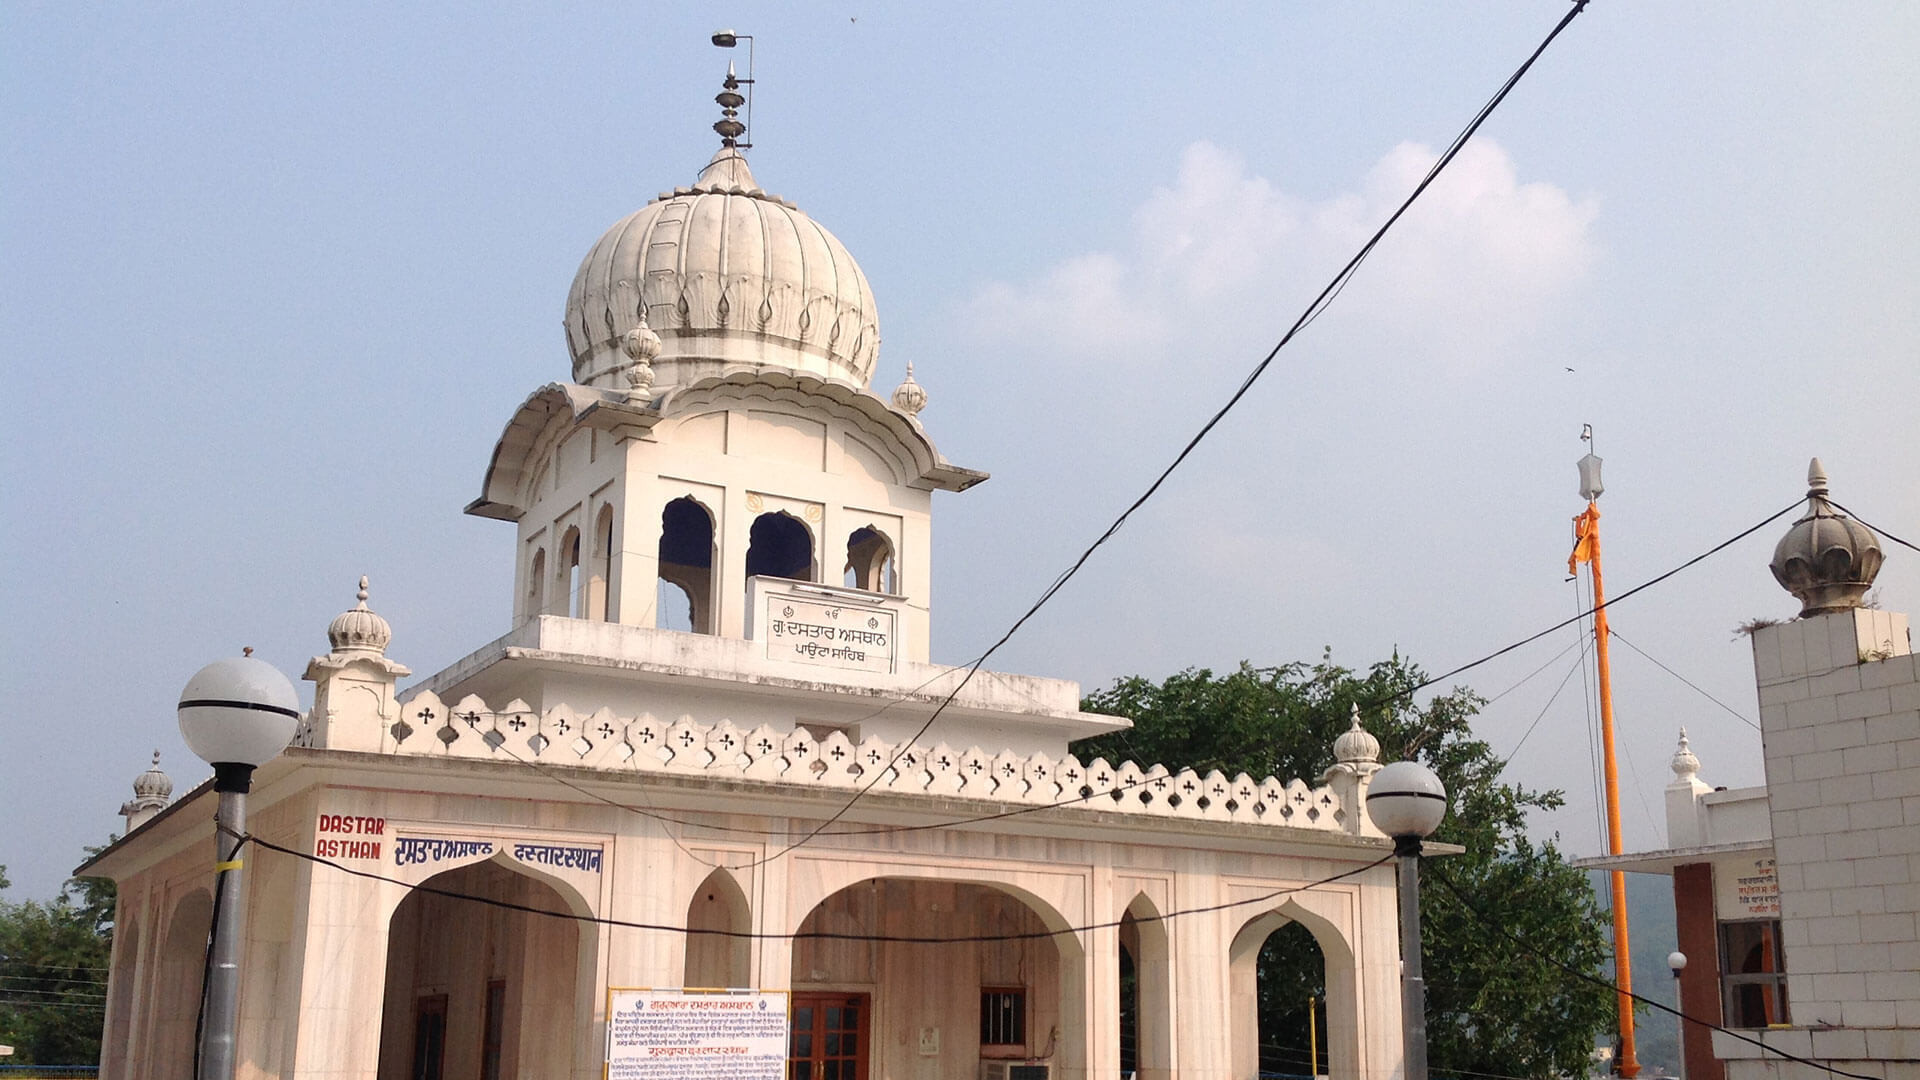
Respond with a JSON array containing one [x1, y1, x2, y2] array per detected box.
[[606, 990, 788, 1080]]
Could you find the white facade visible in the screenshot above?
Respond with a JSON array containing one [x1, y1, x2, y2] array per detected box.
[[82, 90, 1413, 1080]]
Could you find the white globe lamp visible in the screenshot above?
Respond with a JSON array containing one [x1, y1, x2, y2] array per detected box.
[[176, 653, 298, 1080], [1364, 759, 1447, 1080]]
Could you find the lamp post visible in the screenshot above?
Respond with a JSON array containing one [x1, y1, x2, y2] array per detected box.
[[178, 655, 299, 1080], [1668, 952, 1688, 1080], [1366, 760, 1448, 1080]]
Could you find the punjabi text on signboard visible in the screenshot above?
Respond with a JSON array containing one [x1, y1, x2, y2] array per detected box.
[[605, 990, 788, 1080], [762, 594, 896, 674]]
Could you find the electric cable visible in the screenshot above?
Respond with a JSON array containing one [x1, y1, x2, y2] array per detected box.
[[731, 0, 1593, 868], [1830, 502, 1918, 554], [244, 832, 1389, 946], [1498, 633, 1589, 767], [415, 499, 1806, 861], [1609, 630, 1760, 731], [1430, 865, 1879, 1080]]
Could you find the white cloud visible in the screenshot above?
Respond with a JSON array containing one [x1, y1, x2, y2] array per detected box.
[[967, 139, 1598, 373]]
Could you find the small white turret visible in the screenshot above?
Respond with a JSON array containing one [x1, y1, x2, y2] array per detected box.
[[304, 577, 411, 751], [119, 750, 172, 832]]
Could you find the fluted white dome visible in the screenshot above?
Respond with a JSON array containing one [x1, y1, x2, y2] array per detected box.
[[132, 751, 173, 800], [564, 147, 879, 394], [327, 577, 392, 656]]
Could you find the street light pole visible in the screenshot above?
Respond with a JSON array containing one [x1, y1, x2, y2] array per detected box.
[[1366, 760, 1449, 1080], [1668, 952, 1688, 1080], [178, 655, 299, 1080]]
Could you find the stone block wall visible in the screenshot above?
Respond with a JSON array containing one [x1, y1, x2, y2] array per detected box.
[[1751, 609, 1919, 1031]]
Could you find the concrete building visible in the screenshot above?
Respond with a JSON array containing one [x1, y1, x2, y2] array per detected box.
[[1583, 462, 1919, 1080], [79, 75, 1417, 1080]]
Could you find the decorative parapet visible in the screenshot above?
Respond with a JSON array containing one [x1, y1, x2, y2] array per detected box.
[[295, 690, 1361, 836]]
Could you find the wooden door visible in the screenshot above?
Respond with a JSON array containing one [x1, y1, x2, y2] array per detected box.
[[788, 992, 869, 1080]]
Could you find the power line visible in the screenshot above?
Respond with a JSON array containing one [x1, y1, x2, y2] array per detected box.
[[1430, 865, 1879, 1080], [726, 0, 1594, 868], [246, 833, 1389, 947], [421, 499, 1805, 862], [1498, 634, 1588, 768], [1610, 629, 1760, 731], [1830, 501, 1918, 554]]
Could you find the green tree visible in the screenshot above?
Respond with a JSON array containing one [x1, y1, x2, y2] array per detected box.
[[1074, 655, 1615, 1080], [0, 850, 116, 1065]]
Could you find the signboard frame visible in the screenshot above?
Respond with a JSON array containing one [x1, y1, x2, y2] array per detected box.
[[603, 986, 790, 1080]]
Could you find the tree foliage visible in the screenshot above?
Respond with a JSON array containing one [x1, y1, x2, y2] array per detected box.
[[1074, 655, 1614, 1080], [0, 850, 116, 1065]]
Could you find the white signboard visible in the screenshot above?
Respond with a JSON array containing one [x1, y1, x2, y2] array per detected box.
[[760, 591, 897, 674], [605, 989, 788, 1080], [1715, 856, 1780, 919]]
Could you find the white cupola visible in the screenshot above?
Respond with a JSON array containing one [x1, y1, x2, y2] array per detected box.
[[464, 69, 984, 667]]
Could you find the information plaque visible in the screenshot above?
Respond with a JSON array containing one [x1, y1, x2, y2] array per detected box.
[[605, 989, 788, 1080]]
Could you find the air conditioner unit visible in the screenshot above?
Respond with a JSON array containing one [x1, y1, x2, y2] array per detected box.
[[979, 1063, 1050, 1080]]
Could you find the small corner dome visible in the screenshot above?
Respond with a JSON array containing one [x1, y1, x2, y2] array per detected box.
[[327, 577, 392, 656], [564, 147, 881, 395], [131, 751, 173, 800]]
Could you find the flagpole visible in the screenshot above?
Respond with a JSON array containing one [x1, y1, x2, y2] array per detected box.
[[1571, 433, 1639, 1078]]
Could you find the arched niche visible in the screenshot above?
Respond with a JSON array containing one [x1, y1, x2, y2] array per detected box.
[[375, 856, 596, 1080], [151, 889, 213, 1077], [658, 496, 716, 634], [1229, 898, 1357, 1080], [790, 875, 1086, 1080], [684, 868, 751, 989]]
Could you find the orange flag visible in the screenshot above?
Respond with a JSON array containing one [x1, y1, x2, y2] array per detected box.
[[1568, 504, 1600, 576]]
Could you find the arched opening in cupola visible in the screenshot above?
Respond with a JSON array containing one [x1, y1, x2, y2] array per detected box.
[[747, 512, 815, 584], [559, 526, 584, 618], [587, 504, 615, 622], [525, 548, 546, 621], [684, 868, 752, 989], [843, 526, 897, 594], [658, 497, 716, 634]]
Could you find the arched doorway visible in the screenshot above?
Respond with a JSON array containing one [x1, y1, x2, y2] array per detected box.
[[1231, 902, 1354, 1080], [150, 889, 212, 1078], [376, 858, 593, 1080], [790, 878, 1083, 1080], [1117, 895, 1171, 1080]]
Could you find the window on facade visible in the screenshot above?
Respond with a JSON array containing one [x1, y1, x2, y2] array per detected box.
[[748, 512, 814, 582], [1720, 919, 1788, 1027], [411, 993, 447, 1080], [980, 987, 1027, 1049], [842, 527, 896, 594], [658, 498, 715, 634]]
